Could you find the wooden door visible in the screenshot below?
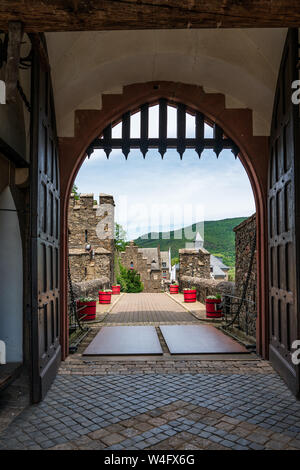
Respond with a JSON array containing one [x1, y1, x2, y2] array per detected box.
[[30, 35, 61, 403], [268, 28, 300, 397]]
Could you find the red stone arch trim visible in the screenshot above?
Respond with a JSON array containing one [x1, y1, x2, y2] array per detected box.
[[59, 81, 269, 359]]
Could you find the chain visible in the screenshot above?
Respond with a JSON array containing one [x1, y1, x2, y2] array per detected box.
[[67, 257, 83, 331], [224, 231, 256, 329]]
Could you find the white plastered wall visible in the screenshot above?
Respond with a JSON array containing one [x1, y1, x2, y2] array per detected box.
[[0, 187, 23, 362], [46, 28, 287, 138]]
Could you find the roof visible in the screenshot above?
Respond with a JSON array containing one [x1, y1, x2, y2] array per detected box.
[[138, 247, 159, 265], [210, 254, 229, 270], [210, 255, 229, 278]]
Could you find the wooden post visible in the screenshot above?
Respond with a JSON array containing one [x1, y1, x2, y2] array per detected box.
[[5, 21, 23, 104]]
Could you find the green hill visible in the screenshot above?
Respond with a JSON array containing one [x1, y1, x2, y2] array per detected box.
[[134, 217, 248, 268]]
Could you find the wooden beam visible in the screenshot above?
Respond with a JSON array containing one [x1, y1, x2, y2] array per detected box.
[[0, 1, 299, 31], [5, 21, 23, 103], [0, 136, 29, 168]]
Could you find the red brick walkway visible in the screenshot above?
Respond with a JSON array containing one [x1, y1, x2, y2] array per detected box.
[[103, 293, 197, 323]]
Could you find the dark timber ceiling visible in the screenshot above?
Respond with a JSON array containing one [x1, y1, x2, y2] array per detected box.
[[0, 1, 299, 32]]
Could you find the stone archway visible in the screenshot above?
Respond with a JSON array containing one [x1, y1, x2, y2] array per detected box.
[[59, 81, 269, 360]]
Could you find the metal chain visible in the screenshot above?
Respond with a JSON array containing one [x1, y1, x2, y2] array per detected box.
[[67, 257, 83, 331], [224, 230, 256, 329]]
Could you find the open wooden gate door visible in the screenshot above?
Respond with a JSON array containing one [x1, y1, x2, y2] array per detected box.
[[268, 28, 300, 398], [30, 36, 61, 403]]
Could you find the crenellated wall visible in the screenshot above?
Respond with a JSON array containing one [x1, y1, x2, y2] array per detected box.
[[178, 248, 210, 281], [68, 193, 115, 284]]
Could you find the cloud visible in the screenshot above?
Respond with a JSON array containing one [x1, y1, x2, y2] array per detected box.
[[75, 147, 255, 240]]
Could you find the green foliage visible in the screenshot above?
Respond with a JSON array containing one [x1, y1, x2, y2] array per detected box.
[[79, 297, 96, 302], [116, 260, 144, 293], [115, 223, 128, 252], [171, 257, 179, 266], [228, 267, 235, 282], [72, 184, 80, 200], [134, 217, 248, 268]]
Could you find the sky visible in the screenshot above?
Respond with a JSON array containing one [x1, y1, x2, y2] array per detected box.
[[74, 106, 255, 241]]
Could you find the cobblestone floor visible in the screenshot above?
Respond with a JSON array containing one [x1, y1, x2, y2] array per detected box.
[[1, 293, 299, 450], [0, 373, 300, 450]]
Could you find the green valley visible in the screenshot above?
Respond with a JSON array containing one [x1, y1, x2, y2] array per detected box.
[[134, 216, 248, 268]]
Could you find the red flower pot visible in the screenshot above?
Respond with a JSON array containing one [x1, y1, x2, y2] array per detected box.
[[76, 301, 96, 321], [170, 285, 179, 294], [99, 291, 112, 304], [112, 285, 121, 295], [183, 289, 197, 303], [205, 298, 223, 318]]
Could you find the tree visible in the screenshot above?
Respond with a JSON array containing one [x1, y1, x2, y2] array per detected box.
[[115, 223, 128, 252], [116, 260, 143, 293], [71, 184, 80, 200], [171, 256, 179, 266]]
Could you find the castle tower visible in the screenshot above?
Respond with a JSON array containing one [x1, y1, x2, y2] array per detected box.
[[68, 192, 115, 284]]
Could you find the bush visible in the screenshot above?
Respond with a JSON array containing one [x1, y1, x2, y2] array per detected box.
[[116, 260, 144, 293]]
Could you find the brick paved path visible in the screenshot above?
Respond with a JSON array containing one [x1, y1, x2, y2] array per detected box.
[[101, 293, 197, 323]]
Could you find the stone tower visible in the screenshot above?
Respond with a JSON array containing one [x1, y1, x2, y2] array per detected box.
[[68, 193, 115, 284]]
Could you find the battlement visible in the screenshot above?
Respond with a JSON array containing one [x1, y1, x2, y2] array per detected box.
[[69, 193, 115, 210]]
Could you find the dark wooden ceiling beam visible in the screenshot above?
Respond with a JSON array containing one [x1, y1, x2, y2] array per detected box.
[[0, 1, 299, 32]]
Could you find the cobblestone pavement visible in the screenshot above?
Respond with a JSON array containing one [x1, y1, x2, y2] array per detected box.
[[0, 372, 300, 450], [1, 293, 299, 450]]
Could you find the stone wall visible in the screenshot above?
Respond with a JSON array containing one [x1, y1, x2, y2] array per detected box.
[[233, 214, 257, 338], [72, 277, 110, 300], [178, 248, 210, 281], [69, 249, 112, 283], [180, 276, 234, 303], [68, 193, 115, 283], [120, 243, 162, 293]]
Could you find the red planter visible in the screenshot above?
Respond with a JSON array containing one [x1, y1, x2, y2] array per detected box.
[[183, 289, 197, 303], [205, 298, 223, 318], [112, 285, 121, 295], [76, 301, 96, 321], [99, 291, 112, 304], [170, 285, 179, 294]]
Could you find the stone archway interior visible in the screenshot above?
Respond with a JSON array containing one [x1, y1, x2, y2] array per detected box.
[[0, 186, 23, 363]]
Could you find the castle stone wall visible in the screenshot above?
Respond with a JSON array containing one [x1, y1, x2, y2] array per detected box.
[[120, 243, 162, 293], [178, 248, 210, 281], [234, 214, 257, 338], [68, 193, 115, 284]]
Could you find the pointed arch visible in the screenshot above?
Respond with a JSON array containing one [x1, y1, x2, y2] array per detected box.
[[59, 82, 269, 359]]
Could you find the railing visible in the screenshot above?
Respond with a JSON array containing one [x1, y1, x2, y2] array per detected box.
[[222, 294, 257, 338], [68, 302, 90, 353]]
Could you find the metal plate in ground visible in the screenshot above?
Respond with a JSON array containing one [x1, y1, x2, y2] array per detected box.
[[160, 325, 248, 354], [83, 326, 163, 356]]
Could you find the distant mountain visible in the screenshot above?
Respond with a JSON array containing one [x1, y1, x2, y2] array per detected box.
[[134, 217, 248, 267]]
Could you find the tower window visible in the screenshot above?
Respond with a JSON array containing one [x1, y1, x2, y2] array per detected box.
[[85, 230, 88, 242]]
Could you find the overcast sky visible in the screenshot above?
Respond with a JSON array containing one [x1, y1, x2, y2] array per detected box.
[[74, 107, 255, 241]]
